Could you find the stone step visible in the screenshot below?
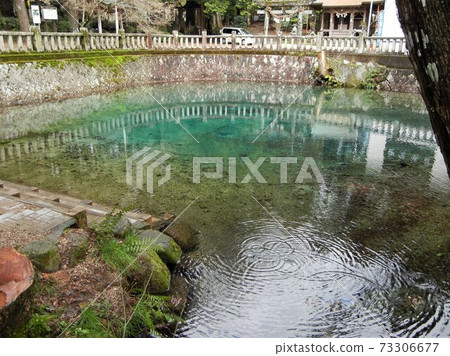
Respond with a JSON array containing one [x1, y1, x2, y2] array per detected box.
[[0, 184, 21, 198]]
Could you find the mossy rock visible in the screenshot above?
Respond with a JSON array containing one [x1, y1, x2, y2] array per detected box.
[[164, 222, 199, 252], [137, 230, 182, 265], [112, 215, 132, 238], [129, 250, 170, 294], [68, 233, 89, 268], [21, 240, 61, 273], [132, 220, 151, 231]]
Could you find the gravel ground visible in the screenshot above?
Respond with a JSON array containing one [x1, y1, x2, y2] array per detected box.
[[0, 228, 46, 249]]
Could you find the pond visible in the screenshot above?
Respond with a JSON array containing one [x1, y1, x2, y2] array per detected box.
[[0, 82, 449, 337]]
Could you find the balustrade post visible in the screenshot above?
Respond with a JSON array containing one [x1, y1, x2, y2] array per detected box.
[[118, 29, 126, 49], [80, 27, 90, 50], [172, 31, 179, 48], [30, 26, 43, 52], [276, 33, 282, 50], [231, 31, 237, 50], [0, 34, 6, 52], [358, 30, 366, 54], [316, 31, 322, 51], [147, 33, 153, 49], [202, 30, 207, 49]]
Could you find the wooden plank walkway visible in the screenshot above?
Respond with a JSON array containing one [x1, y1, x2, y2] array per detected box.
[[0, 180, 154, 234]]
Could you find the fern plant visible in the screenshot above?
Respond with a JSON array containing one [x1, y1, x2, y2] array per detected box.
[[124, 295, 183, 337], [86, 211, 183, 338], [361, 67, 387, 90], [93, 210, 125, 244], [66, 306, 118, 338], [93, 211, 140, 273]]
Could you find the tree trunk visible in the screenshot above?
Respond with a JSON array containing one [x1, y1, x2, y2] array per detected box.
[[396, 0, 450, 178], [67, 6, 79, 32], [0, 247, 34, 336], [13, 0, 29, 31], [215, 14, 223, 29], [200, 4, 205, 32], [178, 9, 185, 33]]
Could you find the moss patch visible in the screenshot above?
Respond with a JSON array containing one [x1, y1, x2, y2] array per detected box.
[[129, 250, 171, 294], [0, 49, 317, 65]]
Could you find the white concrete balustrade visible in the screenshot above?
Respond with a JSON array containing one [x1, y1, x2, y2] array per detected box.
[[0, 31, 33, 52], [0, 28, 407, 55], [41, 32, 83, 51]]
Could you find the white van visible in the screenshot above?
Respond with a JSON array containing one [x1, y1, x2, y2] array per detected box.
[[220, 27, 254, 46]]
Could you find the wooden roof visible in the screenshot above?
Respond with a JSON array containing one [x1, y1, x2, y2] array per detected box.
[[312, 0, 384, 7]]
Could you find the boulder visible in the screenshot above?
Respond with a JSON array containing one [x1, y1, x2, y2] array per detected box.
[[112, 215, 132, 238], [137, 230, 182, 265], [168, 275, 191, 314], [150, 213, 176, 231], [164, 221, 199, 252], [21, 240, 61, 273], [132, 220, 152, 231], [67, 232, 89, 268], [128, 250, 170, 294]]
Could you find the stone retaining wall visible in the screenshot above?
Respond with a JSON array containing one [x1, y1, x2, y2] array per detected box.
[[0, 54, 316, 107], [0, 53, 419, 107]]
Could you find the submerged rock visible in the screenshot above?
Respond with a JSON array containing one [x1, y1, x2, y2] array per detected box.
[[129, 250, 171, 294], [21, 240, 61, 273], [164, 221, 199, 252], [137, 230, 182, 265], [67, 232, 89, 268], [168, 274, 191, 314]]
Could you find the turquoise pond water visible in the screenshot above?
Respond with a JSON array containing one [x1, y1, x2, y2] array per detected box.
[[0, 82, 449, 337]]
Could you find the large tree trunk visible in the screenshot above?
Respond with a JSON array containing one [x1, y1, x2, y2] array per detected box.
[[13, 0, 29, 32], [396, 0, 450, 178], [67, 5, 79, 32], [0, 247, 34, 337]]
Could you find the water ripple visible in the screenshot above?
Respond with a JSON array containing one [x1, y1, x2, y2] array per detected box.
[[179, 219, 449, 337]]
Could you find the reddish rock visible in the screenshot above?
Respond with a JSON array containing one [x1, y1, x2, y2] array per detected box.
[[0, 247, 34, 309]]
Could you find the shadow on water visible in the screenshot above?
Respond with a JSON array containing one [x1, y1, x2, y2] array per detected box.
[[0, 82, 449, 337]]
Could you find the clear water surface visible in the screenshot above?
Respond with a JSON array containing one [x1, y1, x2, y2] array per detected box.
[[0, 82, 449, 337]]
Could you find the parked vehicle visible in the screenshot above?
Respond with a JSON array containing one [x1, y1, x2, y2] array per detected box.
[[220, 27, 254, 46]]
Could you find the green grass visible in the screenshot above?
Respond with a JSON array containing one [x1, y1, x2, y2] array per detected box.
[[66, 306, 116, 338], [99, 239, 137, 272], [124, 295, 182, 337], [93, 211, 139, 273]]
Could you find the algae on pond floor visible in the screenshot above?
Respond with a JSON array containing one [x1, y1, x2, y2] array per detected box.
[[0, 82, 449, 337]]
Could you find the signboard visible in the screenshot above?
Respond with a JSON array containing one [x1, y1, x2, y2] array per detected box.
[[42, 8, 58, 21], [31, 5, 41, 25]]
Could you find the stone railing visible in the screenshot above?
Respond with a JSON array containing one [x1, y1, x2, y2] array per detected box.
[[41, 32, 83, 51], [0, 27, 407, 55], [0, 31, 34, 52]]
